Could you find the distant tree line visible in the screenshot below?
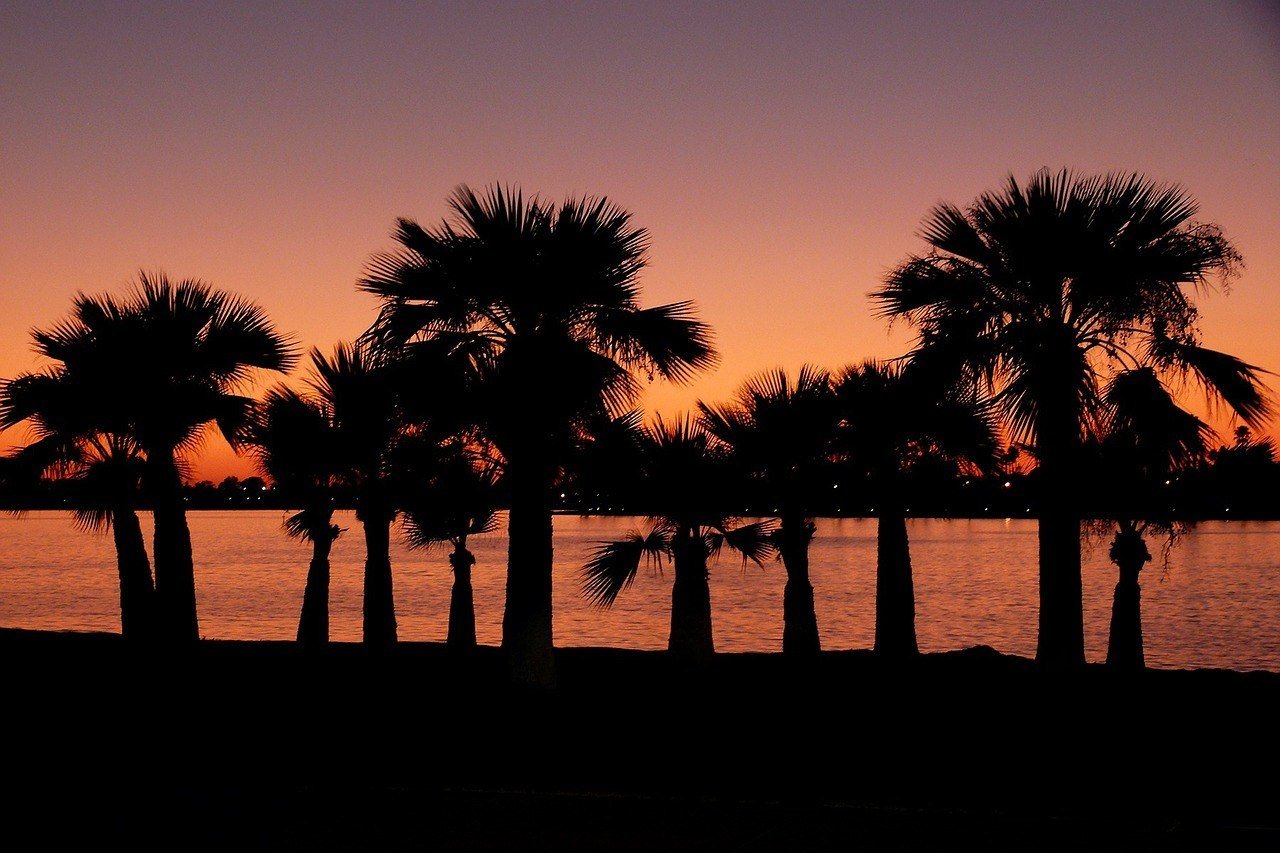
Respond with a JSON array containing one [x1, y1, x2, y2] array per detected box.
[[1, 171, 1271, 681]]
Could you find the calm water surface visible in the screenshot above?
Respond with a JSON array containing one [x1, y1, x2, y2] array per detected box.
[[1, 511, 1277, 671]]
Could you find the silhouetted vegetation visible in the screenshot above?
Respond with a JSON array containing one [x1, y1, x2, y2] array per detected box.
[[0, 174, 1274, 680]]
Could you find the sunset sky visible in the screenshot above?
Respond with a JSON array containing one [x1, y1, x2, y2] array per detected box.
[[2, 1, 1278, 481]]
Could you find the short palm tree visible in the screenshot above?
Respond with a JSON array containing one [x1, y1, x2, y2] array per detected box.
[[698, 366, 838, 656], [9, 275, 296, 642], [401, 448, 502, 651], [834, 360, 999, 658], [875, 169, 1269, 666], [305, 343, 406, 650], [361, 185, 717, 684], [1087, 368, 1212, 670], [243, 387, 346, 649], [0, 365, 153, 640], [580, 415, 775, 663]]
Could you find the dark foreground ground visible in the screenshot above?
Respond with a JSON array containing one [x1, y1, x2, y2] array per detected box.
[[3, 628, 1278, 851]]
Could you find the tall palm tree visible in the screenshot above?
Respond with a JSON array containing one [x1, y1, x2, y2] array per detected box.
[[698, 366, 838, 656], [834, 360, 999, 658], [243, 388, 346, 649], [360, 185, 717, 684], [580, 415, 774, 663], [401, 449, 502, 652], [0, 366, 153, 640], [305, 343, 406, 650], [1087, 368, 1212, 670], [9, 275, 296, 642], [874, 169, 1269, 666]]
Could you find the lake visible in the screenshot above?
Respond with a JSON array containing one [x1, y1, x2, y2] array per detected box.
[[1, 511, 1277, 671]]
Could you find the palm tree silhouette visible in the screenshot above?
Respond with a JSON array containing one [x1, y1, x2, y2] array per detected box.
[[834, 361, 998, 658], [581, 415, 774, 663], [360, 185, 716, 684], [243, 387, 346, 649], [7, 275, 296, 642], [306, 344, 406, 650], [875, 169, 1270, 666], [698, 366, 838, 656], [1086, 368, 1212, 670], [1, 367, 154, 640], [401, 449, 502, 652]]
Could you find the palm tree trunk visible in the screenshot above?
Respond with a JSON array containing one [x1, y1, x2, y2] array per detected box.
[[778, 512, 820, 656], [1035, 396, 1086, 668], [1106, 523, 1149, 671], [448, 544, 477, 652], [501, 445, 556, 686], [110, 506, 154, 642], [669, 529, 714, 663], [874, 497, 918, 658], [297, 529, 333, 649], [361, 511, 397, 649], [146, 447, 199, 643]]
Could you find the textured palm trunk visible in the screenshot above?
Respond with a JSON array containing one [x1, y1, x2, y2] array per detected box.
[[778, 512, 820, 656], [297, 529, 333, 649], [361, 511, 397, 649], [147, 448, 199, 643], [1106, 523, 1149, 671], [448, 544, 477, 652], [1035, 390, 1086, 668], [669, 529, 714, 663], [502, 445, 556, 686], [110, 506, 155, 642], [874, 496, 918, 658]]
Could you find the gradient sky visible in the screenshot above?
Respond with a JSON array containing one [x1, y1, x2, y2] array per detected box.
[[2, 1, 1278, 481]]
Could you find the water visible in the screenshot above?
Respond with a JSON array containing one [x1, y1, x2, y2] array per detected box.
[[1, 511, 1278, 671]]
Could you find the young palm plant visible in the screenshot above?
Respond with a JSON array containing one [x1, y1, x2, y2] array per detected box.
[[0, 367, 154, 641], [1086, 368, 1213, 671], [875, 169, 1270, 666], [305, 343, 407, 650], [834, 360, 999, 659], [243, 387, 346, 649], [360, 185, 717, 684], [580, 415, 775, 663], [400, 448, 502, 652], [19, 274, 296, 642], [698, 366, 838, 657]]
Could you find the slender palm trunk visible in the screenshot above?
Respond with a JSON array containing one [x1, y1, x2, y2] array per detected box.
[[778, 511, 820, 656], [669, 528, 714, 662], [110, 506, 155, 642], [1106, 523, 1149, 671], [361, 509, 397, 649], [874, 492, 918, 658], [502, 445, 556, 685], [147, 447, 198, 643], [1035, 391, 1086, 668], [448, 543, 477, 652], [297, 525, 334, 649]]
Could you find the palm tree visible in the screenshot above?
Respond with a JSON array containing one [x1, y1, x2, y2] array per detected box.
[[0, 366, 153, 640], [305, 343, 406, 650], [243, 387, 346, 649], [874, 169, 1269, 666], [1087, 368, 1212, 670], [360, 185, 717, 684], [580, 415, 774, 663], [401, 449, 502, 652], [834, 360, 999, 658], [7, 276, 296, 642], [698, 366, 838, 656]]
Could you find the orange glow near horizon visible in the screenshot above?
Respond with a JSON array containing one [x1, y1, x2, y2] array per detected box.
[[2, 2, 1278, 482]]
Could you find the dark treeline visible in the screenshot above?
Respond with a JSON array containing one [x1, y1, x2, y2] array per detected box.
[[0, 170, 1273, 683]]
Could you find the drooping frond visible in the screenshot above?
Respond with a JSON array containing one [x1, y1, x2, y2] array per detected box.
[[581, 525, 672, 607]]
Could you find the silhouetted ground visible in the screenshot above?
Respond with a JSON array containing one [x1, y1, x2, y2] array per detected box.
[[3, 628, 1278, 851]]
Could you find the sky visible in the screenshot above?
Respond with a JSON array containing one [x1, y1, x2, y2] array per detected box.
[[2, 1, 1278, 481]]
